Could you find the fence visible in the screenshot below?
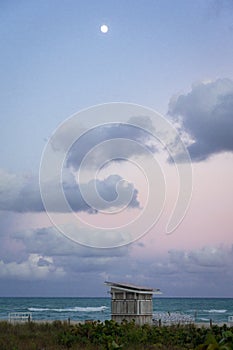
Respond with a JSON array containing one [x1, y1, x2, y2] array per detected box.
[[8, 312, 32, 323]]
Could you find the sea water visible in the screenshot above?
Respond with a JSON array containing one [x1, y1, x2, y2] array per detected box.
[[0, 297, 233, 324]]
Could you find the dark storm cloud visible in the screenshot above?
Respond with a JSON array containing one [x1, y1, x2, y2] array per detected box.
[[169, 78, 233, 161], [0, 170, 139, 213]]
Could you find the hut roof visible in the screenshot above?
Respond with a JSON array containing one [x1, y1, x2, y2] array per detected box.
[[105, 281, 161, 294]]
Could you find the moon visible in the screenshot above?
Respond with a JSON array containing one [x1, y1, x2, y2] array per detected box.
[[100, 24, 109, 33]]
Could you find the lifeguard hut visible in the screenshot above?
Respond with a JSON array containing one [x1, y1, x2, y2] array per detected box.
[[105, 281, 161, 325]]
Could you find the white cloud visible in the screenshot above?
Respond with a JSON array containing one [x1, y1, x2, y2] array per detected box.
[[0, 254, 65, 280]]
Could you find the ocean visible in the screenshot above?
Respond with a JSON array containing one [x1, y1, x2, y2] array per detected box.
[[1, 297, 233, 324]]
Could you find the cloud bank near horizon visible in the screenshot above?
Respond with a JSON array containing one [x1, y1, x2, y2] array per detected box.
[[0, 224, 232, 296]]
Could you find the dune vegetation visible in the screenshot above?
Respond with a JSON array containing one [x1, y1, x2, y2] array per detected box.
[[0, 319, 233, 350]]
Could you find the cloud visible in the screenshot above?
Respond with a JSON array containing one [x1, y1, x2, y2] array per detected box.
[[12, 226, 130, 259], [0, 169, 139, 213], [0, 226, 131, 283], [0, 254, 65, 280], [63, 174, 139, 212], [0, 170, 45, 212], [168, 246, 229, 270], [125, 245, 233, 296], [169, 78, 233, 161], [65, 119, 156, 171], [1, 224, 233, 296]]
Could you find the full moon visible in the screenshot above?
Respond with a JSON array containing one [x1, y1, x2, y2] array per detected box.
[[100, 24, 109, 33]]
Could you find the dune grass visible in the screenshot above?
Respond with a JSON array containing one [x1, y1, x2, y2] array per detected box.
[[0, 319, 233, 350]]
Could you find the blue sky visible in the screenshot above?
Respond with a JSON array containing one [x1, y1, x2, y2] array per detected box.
[[1, 0, 233, 171], [0, 0, 233, 296]]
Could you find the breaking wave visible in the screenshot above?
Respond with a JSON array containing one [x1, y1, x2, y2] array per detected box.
[[28, 306, 109, 312], [205, 309, 227, 314], [199, 318, 210, 322]]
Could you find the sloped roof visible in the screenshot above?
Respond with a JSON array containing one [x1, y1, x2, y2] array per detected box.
[[105, 281, 161, 294]]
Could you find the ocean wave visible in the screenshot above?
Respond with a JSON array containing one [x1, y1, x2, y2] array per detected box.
[[204, 309, 227, 313], [199, 318, 210, 322], [28, 306, 109, 312], [187, 309, 227, 314]]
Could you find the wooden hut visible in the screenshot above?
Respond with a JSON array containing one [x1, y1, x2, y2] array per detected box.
[[105, 281, 161, 325]]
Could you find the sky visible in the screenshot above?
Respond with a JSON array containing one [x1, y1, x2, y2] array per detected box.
[[0, 0, 233, 297]]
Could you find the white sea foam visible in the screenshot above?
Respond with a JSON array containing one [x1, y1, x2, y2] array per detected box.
[[200, 318, 210, 321], [28, 306, 109, 312], [205, 309, 227, 313]]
